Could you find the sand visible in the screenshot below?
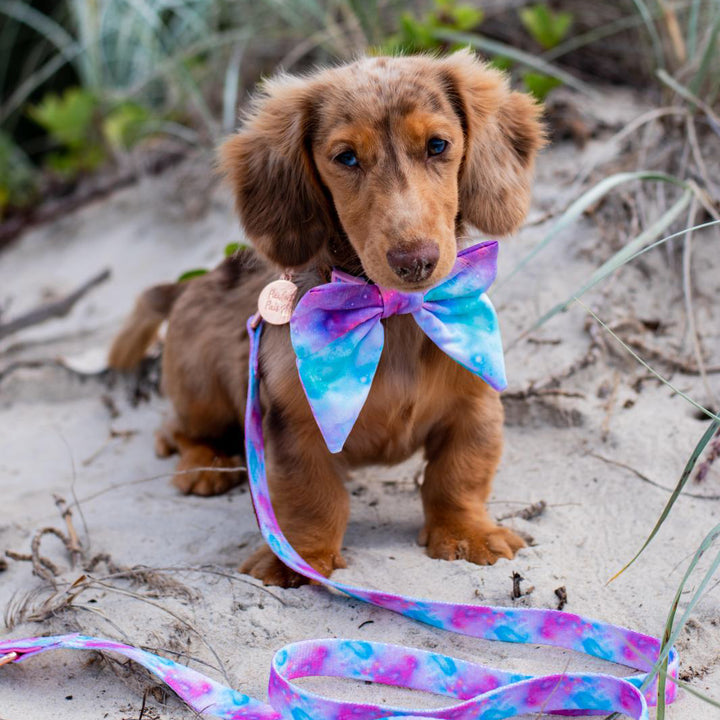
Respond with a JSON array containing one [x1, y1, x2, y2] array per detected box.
[[1, 88, 718, 719]]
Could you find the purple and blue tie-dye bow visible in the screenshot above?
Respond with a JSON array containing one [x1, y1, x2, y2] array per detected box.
[[290, 240, 506, 453]]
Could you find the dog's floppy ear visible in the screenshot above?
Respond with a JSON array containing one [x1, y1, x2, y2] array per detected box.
[[219, 74, 333, 268], [439, 50, 546, 236]]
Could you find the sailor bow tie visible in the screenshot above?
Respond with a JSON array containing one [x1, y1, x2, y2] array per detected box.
[[290, 240, 506, 453]]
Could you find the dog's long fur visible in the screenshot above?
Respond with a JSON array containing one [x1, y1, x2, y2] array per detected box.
[[109, 52, 545, 587]]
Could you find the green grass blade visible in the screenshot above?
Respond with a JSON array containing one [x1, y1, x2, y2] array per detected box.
[[657, 67, 720, 130], [542, 14, 645, 61], [115, 0, 163, 31], [579, 218, 720, 288], [120, 27, 255, 100], [431, 28, 598, 97], [0, 0, 75, 58], [108, 6, 147, 88], [161, 0, 209, 38], [67, 0, 103, 89], [346, 0, 381, 45], [134, 119, 199, 144], [0, 44, 82, 124], [496, 171, 690, 293], [608, 418, 720, 583], [690, 7, 720, 94], [265, 0, 326, 27], [222, 41, 247, 133], [0, 6, 23, 93], [631, 0, 666, 69], [659, 529, 720, 658], [650, 524, 720, 717], [516, 190, 692, 342], [687, 0, 702, 57]]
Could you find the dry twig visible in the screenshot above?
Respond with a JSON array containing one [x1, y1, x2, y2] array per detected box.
[[54, 494, 83, 568], [511, 572, 524, 600], [590, 452, 720, 500], [498, 500, 547, 522], [0, 269, 110, 341]]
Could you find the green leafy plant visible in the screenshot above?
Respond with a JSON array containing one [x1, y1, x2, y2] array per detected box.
[[517, 4, 572, 100], [177, 242, 249, 282], [380, 0, 580, 101], [225, 241, 248, 257], [27, 87, 105, 176], [177, 268, 208, 282], [27, 87, 163, 177], [102, 102, 152, 152], [430, 28, 593, 98], [521, 71, 562, 101], [519, 3, 573, 50], [27, 87, 97, 148], [382, 0, 484, 54]]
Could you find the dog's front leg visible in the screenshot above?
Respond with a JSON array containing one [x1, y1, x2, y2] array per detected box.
[[241, 414, 349, 587], [420, 388, 524, 565]]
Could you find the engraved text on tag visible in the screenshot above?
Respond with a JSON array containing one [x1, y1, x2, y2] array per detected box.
[[258, 279, 298, 325]]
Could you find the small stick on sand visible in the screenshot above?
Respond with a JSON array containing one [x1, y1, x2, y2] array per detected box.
[[498, 500, 547, 522], [555, 586, 568, 610], [30, 527, 69, 581], [511, 572, 524, 600], [54, 495, 83, 568]]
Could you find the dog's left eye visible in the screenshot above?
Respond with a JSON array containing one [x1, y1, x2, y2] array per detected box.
[[427, 138, 447, 156], [335, 150, 359, 167]]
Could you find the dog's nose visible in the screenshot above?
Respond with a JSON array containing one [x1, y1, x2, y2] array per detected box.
[[386, 242, 440, 284]]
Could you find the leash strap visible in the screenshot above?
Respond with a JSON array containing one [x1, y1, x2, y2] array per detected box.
[[0, 318, 679, 719]]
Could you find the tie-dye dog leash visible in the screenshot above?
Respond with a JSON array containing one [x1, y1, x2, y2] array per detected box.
[[1, 244, 679, 719]]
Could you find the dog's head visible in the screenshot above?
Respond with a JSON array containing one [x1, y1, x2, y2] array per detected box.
[[221, 51, 544, 291]]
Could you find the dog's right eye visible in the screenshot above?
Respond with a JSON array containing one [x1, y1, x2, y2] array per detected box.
[[335, 150, 359, 168], [427, 138, 447, 156]]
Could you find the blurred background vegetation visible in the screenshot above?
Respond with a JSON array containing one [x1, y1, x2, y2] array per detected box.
[[1, 0, 718, 237]]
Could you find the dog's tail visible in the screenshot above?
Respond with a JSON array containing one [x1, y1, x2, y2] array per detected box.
[[108, 282, 187, 370]]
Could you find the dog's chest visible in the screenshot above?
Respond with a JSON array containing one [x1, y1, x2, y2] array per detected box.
[[342, 316, 451, 465]]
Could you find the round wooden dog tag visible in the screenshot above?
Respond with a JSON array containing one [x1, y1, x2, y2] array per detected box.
[[258, 279, 298, 325]]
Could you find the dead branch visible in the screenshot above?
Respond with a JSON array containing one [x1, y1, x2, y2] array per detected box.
[[503, 388, 586, 400], [0, 268, 110, 341]]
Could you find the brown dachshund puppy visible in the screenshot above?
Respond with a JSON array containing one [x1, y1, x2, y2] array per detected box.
[[109, 51, 545, 587]]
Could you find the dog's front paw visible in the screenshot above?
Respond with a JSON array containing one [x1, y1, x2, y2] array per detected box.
[[240, 545, 346, 587], [420, 521, 525, 565]]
